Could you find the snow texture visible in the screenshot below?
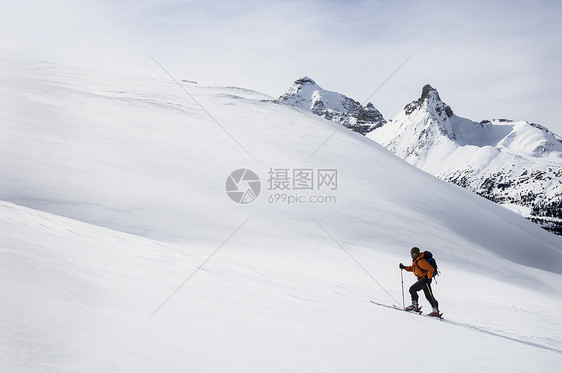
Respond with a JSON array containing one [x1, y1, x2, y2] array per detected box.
[[1, 59, 561, 372]]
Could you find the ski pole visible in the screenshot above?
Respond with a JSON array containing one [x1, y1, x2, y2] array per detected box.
[[401, 269, 405, 309]]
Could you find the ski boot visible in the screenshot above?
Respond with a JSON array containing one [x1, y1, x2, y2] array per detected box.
[[405, 301, 420, 312], [428, 306, 441, 318]]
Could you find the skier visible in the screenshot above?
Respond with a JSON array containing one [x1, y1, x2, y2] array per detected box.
[[399, 247, 440, 317]]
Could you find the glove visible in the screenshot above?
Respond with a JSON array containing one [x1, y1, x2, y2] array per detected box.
[[399, 263, 405, 270]]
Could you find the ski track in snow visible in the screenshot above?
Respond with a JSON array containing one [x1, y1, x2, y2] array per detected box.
[[371, 300, 561, 354]]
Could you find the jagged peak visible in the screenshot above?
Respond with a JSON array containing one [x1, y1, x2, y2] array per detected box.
[[294, 76, 316, 85], [404, 84, 453, 117], [420, 84, 441, 102], [278, 77, 386, 135]]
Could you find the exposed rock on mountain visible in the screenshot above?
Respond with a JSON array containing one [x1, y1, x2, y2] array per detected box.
[[277, 77, 386, 135], [367, 85, 562, 235]]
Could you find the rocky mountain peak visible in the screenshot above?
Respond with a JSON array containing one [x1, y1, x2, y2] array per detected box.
[[404, 84, 453, 118], [294, 76, 316, 86], [368, 86, 562, 236], [278, 77, 386, 135], [420, 84, 441, 102]]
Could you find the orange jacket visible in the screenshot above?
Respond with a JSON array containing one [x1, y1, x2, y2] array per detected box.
[[404, 252, 434, 279]]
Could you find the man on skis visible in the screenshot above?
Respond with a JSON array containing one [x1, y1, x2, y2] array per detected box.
[[399, 247, 440, 317]]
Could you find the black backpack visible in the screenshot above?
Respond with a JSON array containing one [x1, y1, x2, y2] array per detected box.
[[423, 251, 439, 277]]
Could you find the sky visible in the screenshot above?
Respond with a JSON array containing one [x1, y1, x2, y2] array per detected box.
[[2, 0, 562, 133]]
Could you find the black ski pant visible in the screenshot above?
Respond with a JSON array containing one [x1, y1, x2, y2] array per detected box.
[[409, 278, 438, 308]]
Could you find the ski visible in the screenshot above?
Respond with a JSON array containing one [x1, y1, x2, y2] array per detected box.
[[370, 300, 443, 320]]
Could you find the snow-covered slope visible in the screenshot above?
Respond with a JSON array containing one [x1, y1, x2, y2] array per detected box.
[[277, 76, 386, 134], [1, 59, 562, 372], [367, 84, 562, 234]]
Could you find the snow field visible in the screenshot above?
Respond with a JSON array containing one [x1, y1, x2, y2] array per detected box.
[[1, 59, 561, 372]]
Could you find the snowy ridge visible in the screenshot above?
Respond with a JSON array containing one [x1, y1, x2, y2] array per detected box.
[[277, 76, 386, 134], [1, 59, 562, 371], [367, 85, 562, 234]]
